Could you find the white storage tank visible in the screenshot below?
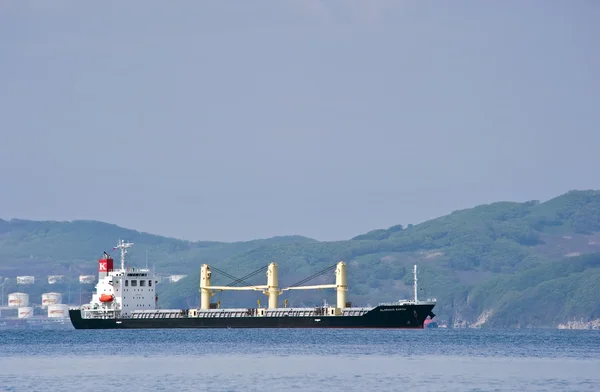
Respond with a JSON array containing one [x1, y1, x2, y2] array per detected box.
[[8, 292, 29, 308], [79, 275, 95, 284], [16, 276, 35, 284], [18, 307, 34, 318], [42, 292, 62, 307], [48, 304, 69, 318], [169, 274, 187, 283], [48, 275, 65, 284]]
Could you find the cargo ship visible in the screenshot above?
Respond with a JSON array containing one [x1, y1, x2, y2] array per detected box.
[[69, 240, 437, 329]]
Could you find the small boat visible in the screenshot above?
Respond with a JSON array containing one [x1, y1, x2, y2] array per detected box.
[[99, 294, 114, 303]]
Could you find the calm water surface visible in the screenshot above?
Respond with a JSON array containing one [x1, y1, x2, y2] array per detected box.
[[1, 328, 599, 391]]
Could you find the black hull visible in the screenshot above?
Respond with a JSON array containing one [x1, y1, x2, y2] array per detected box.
[[69, 304, 436, 330]]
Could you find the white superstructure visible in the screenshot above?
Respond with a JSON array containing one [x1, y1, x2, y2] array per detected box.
[[78, 240, 158, 319]]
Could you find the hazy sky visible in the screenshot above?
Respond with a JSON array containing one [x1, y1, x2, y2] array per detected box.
[[1, 1, 599, 242]]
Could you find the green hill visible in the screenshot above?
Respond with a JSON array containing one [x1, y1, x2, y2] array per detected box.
[[0, 219, 316, 276], [2, 189, 600, 328]]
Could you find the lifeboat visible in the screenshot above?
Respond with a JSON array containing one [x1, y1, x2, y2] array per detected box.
[[99, 294, 114, 303]]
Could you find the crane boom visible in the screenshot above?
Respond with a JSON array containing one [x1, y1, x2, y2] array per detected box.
[[282, 284, 336, 291], [208, 285, 267, 291]]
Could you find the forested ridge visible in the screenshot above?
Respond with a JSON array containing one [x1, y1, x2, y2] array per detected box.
[[2, 189, 599, 327]]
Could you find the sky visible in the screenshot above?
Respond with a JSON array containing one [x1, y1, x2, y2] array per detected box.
[[1, 1, 599, 242]]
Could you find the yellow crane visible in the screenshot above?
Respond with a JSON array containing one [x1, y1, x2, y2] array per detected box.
[[199, 261, 348, 311]]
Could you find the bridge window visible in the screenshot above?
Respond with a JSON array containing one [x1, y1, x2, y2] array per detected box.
[[140, 280, 146, 287], [131, 280, 137, 287], [125, 280, 128, 286]]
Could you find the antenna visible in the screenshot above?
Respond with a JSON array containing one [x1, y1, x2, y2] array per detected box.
[[113, 239, 134, 271], [413, 264, 418, 303], [145, 249, 148, 269]]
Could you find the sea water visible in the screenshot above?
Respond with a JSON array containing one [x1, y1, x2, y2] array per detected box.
[[1, 328, 599, 391]]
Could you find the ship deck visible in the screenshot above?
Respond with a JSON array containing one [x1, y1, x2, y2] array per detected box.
[[128, 307, 373, 319]]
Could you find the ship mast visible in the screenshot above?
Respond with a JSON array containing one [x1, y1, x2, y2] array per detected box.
[[413, 264, 418, 303], [114, 239, 134, 271]]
